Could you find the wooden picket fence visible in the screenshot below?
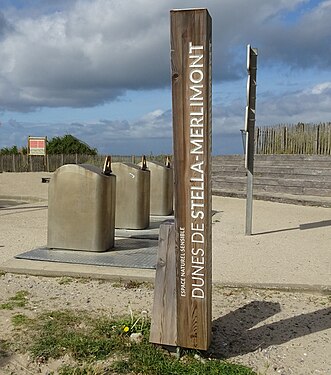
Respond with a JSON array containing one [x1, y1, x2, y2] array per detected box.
[[255, 122, 331, 155], [0, 154, 168, 173]]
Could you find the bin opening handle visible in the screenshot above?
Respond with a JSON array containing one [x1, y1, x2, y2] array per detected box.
[[165, 156, 171, 168], [141, 155, 148, 170], [103, 155, 112, 175]]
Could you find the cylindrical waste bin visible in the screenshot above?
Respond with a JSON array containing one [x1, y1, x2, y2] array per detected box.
[[111, 162, 150, 229], [47, 164, 116, 252], [138, 160, 173, 215]]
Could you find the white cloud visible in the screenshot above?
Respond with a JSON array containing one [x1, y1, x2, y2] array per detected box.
[[0, 0, 330, 156], [0, 0, 170, 110], [311, 82, 331, 95], [212, 79, 331, 137], [1, 0, 329, 112], [257, 82, 331, 126], [0, 108, 173, 153], [1, 78, 331, 154]]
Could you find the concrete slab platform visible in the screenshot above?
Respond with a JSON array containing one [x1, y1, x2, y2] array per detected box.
[[1, 258, 155, 282], [16, 238, 158, 269]]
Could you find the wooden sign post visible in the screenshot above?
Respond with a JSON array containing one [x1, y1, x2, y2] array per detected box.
[[171, 8, 212, 350]]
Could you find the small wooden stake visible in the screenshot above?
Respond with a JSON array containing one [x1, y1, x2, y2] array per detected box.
[[149, 221, 177, 346]]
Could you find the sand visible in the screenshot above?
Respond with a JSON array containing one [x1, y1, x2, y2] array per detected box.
[[0, 274, 330, 374], [0, 172, 330, 374]]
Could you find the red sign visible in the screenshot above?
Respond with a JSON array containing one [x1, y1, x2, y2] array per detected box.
[[28, 137, 47, 156]]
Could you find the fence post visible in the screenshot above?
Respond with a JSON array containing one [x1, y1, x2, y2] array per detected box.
[[255, 128, 259, 154], [46, 155, 50, 172], [315, 125, 319, 154], [12, 154, 16, 172]]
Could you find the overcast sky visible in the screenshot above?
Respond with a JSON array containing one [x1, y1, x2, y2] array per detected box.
[[0, 0, 330, 155]]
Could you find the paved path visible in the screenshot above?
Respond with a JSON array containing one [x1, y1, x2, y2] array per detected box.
[[0, 172, 330, 291]]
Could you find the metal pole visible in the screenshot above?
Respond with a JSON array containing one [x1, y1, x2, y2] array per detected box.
[[245, 45, 258, 236]]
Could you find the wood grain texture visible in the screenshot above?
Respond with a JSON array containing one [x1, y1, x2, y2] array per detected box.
[[149, 221, 177, 346], [171, 8, 212, 350], [255, 123, 331, 156]]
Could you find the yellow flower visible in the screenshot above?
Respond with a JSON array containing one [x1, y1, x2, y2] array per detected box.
[[123, 326, 129, 333]]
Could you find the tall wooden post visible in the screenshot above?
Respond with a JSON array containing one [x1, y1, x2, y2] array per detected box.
[[245, 45, 257, 236], [171, 8, 212, 350]]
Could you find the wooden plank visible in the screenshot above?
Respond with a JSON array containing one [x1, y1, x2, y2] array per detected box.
[[170, 8, 212, 350], [256, 123, 331, 156], [12, 154, 16, 172], [149, 221, 177, 346]]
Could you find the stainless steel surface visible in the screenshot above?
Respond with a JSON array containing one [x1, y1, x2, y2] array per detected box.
[[47, 164, 116, 252], [115, 215, 174, 240], [112, 162, 150, 229], [138, 160, 173, 216]]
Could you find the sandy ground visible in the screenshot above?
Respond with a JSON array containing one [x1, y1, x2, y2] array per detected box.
[[0, 274, 330, 375], [0, 172, 330, 289], [211, 198, 331, 288], [0, 172, 331, 374]]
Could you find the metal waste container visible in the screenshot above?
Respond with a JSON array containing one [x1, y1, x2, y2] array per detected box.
[[138, 160, 173, 215], [111, 162, 150, 229], [47, 164, 116, 252]]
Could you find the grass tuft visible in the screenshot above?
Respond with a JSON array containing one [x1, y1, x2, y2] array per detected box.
[[18, 310, 126, 361], [112, 342, 256, 375], [11, 313, 31, 326], [58, 363, 108, 375], [12, 309, 256, 375], [0, 290, 29, 310], [112, 279, 153, 290], [57, 277, 75, 285]]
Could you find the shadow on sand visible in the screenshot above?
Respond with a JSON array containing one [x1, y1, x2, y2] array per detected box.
[[0, 205, 48, 216], [209, 300, 331, 359], [0, 339, 12, 370], [253, 219, 331, 236]]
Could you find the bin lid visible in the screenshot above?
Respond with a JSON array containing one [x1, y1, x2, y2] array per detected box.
[[79, 163, 104, 175], [55, 163, 113, 177], [112, 162, 144, 171]]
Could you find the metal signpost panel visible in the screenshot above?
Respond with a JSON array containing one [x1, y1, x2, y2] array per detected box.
[[171, 8, 212, 350], [245, 45, 258, 236]]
